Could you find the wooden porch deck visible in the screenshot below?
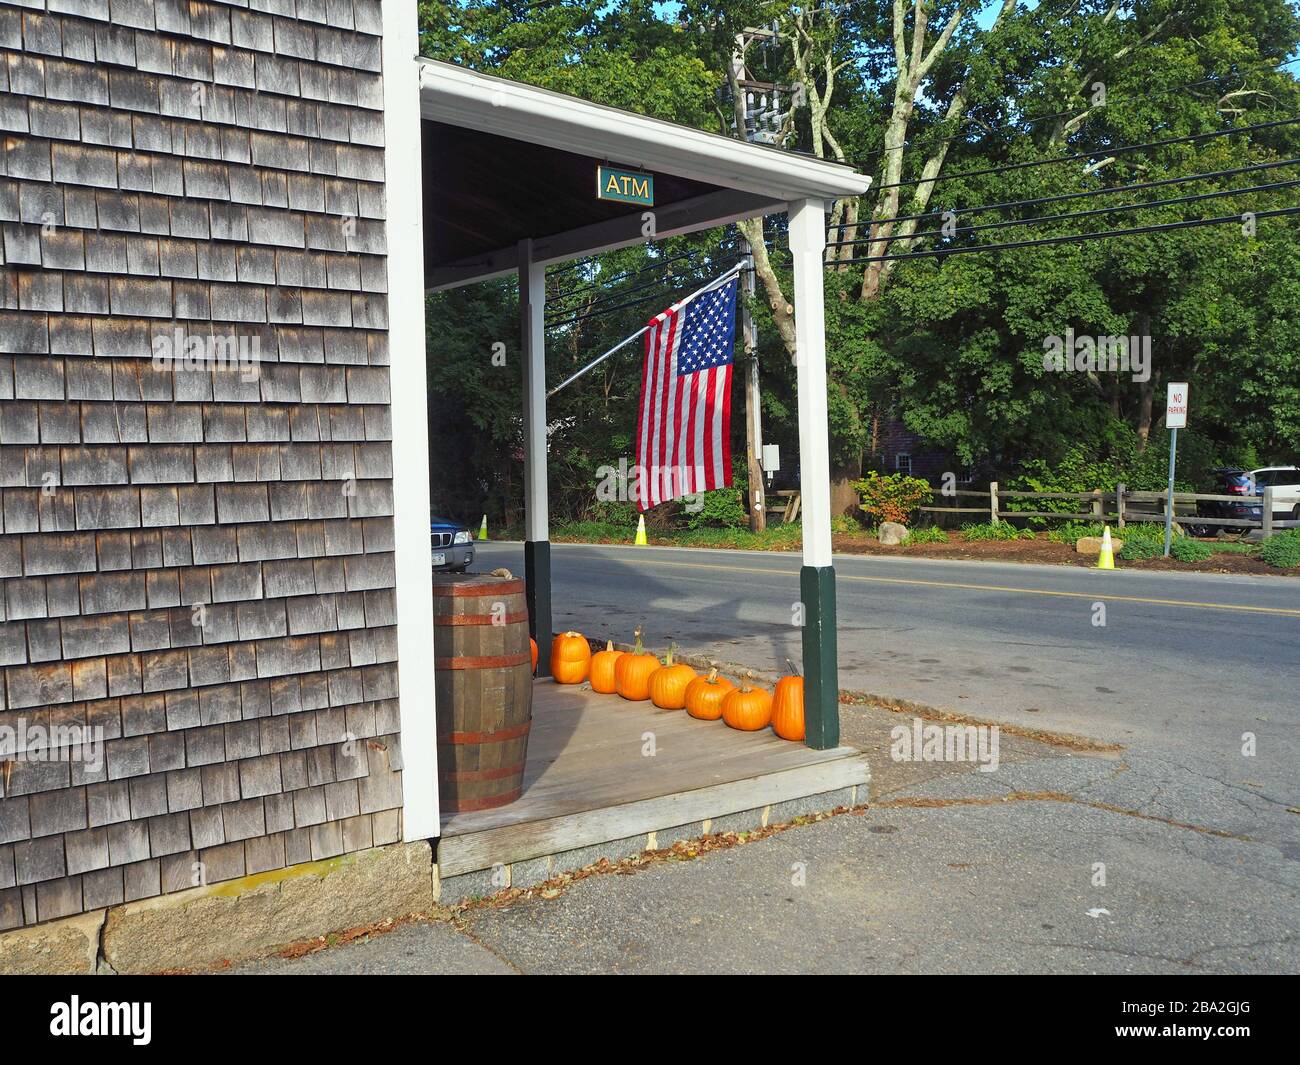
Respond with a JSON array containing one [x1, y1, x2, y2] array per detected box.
[[436, 680, 870, 883]]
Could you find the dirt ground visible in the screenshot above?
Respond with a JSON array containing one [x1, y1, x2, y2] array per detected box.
[[829, 531, 1295, 575], [542, 526, 1296, 576]]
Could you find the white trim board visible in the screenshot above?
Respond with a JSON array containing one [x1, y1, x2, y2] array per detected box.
[[418, 59, 871, 204], [383, 7, 440, 841]]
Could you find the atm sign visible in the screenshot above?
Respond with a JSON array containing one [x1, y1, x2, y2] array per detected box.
[[597, 165, 654, 206]]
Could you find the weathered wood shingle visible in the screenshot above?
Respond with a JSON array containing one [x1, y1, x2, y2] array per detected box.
[[0, 0, 399, 927]]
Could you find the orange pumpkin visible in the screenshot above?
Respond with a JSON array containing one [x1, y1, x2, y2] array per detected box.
[[771, 675, 805, 741], [684, 666, 733, 721], [530, 637, 538, 674], [721, 671, 773, 731], [550, 631, 591, 685], [648, 645, 697, 710], [589, 640, 624, 694], [614, 628, 659, 701]]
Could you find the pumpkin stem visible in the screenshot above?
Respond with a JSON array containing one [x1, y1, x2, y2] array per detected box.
[[741, 669, 755, 693], [787, 658, 802, 677], [633, 627, 644, 656], [604, 640, 614, 652], [706, 666, 719, 683], [664, 642, 675, 666]]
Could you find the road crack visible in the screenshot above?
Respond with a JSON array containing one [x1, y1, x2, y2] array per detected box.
[[872, 790, 1254, 841]]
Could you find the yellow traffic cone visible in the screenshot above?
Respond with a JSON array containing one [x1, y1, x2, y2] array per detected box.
[[477, 514, 488, 541], [634, 514, 648, 546], [1097, 525, 1115, 569]]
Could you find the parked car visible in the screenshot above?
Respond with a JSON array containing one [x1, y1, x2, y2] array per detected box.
[[431, 515, 475, 572], [1249, 466, 1300, 521], [1191, 468, 1262, 534]]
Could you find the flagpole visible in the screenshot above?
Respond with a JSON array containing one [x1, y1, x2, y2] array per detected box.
[[546, 260, 748, 398]]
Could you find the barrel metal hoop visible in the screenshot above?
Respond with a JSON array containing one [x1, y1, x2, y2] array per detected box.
[[437, 719, 532, 745], [432, 580, 526, 598], [439, 761, 528, 783], [434, 651, 532, 670], [433, 611, 530, 627]]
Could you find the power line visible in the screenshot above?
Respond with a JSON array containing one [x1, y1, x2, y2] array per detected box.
[[547, 270, 689, 322], [827, 177, 1300, 248], [872, 115, 1300, 191], [827, 204, 1300, 266], [546, 262, 754, 328], [828, 156, 1300, 231], [547, 250, 738, 321], [548, 242, 737, 306], [852, 57, 1300, 165]]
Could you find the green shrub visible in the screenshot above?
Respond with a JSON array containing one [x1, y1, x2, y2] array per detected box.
[[1117, 523, 1170, 560], [853, 472, 933, 525], [1047, 521, 1104, 544], [682, 487, 747, 530], [903, 526, 949, 545], [1169, 537, 1213, 563], [960, 521, 1028, 542], [1118, 537, 1161, 560], [581, 499, 639, 527], [1259, 530, 1300, 568], [831, 514, 861, 534]]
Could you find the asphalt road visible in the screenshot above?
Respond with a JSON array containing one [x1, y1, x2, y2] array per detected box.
[[475, 541, 1299, 845], [236, 543, 1299, 974]]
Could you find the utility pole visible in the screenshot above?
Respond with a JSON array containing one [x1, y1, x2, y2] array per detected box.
[[741, 237, 765, 532], [727, 25, 794, 145]]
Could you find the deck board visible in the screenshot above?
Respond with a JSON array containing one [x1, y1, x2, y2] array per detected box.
[[437, 680, 870, 873]]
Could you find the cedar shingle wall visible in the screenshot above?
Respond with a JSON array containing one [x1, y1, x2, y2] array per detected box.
[[0, 0, 402, 930]]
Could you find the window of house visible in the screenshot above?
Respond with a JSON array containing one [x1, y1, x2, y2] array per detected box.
[[895, 454, 913, 475]]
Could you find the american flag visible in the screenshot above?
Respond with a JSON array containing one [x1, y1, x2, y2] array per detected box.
[[634, 274, 738, 511]]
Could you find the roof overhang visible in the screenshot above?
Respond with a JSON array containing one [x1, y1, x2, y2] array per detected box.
[[417, 59, 872, 290]]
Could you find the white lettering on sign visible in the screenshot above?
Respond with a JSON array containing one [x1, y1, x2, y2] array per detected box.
[[1166, 382, 1189, 428]]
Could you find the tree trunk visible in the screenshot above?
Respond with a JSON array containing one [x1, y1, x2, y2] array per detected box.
[[1137, 377, 1155, 451], [831, 461, 862, 519]]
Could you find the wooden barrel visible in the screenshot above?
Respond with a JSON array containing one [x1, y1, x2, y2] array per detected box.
[[433, 573, 533, 812]]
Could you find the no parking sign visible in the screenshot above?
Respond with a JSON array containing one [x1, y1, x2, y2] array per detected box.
[[1163, 382, 1189, 555]]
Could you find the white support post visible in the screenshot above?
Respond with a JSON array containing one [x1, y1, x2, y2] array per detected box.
[[519, 239, 553, 672], [520, 239, 548, 541], [790, 200, 832, 569], [789, 198, 838, 750], [382, 8, 439, 839]]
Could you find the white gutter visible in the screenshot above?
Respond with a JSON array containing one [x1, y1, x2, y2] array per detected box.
[[417, 59, 872, 203]]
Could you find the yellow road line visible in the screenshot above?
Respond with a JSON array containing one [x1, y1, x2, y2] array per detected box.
[[598, 554, 1300, 618]]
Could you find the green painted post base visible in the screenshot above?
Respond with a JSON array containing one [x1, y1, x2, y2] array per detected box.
[[524, 539, 552, 678], [800, 565, 839, 750]]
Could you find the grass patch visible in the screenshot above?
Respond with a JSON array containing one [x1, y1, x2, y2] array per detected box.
[[551, 521, 803, 551], [961, 521, 1035, 541], [1202, 540, 1258, 555], [902, 526, 949, 545], [1045, 521, 1104, 544]]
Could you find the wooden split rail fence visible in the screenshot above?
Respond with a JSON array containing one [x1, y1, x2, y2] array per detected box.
[[917, 483, 1299, 537]]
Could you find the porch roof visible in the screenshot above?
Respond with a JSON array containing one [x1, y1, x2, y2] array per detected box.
[[417, 58, 871, 290]]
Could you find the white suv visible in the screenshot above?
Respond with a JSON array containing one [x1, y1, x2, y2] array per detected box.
[[1251, 467, 1300, 520]]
